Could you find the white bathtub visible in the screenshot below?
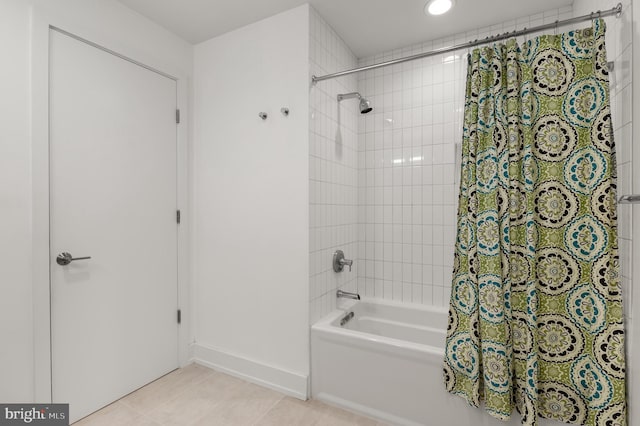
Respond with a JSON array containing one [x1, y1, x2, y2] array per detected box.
[[311, 298, 564, 426]]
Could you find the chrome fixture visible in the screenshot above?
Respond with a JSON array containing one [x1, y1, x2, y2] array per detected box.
[[280, 107, 290, 116], [56, 252, 91, 266], [337, 290, 360, 300], [619, 195, 640, 204], [337, 92, 373, 114], [333, 250, 353, 272], [258, 112, 268, 120], [340, 311, 355, 326], [312, 3, 622, 83]]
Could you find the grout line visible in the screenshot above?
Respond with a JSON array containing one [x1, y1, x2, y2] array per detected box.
[[118, 364, 214, 415], [249, 395, 286, 426]]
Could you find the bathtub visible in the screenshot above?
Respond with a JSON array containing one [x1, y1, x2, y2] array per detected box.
[[311, 298, 563, 426]]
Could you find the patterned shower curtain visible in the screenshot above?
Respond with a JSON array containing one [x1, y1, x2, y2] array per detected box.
[[444, 19, 626, 426]]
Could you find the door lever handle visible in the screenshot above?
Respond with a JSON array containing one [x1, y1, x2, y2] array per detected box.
[[56, 252, 91, 266]]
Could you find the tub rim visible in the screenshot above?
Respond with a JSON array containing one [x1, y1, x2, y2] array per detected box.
[[312, 297, 447, 357]]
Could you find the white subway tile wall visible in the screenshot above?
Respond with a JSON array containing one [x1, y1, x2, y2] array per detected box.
[[309, 8, 360, 324], [353, 5, 634, 308]]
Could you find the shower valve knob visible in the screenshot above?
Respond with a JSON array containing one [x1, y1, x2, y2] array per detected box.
[[333, 250, 353, 273]]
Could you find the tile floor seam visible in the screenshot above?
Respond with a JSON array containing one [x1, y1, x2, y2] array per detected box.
[[127, 403, 157, 424], [146, 386, 219, 426], [248, 394, 286, 426], [139, 412, 162, 425], [119, 375, 210, 420], [116, 396, 141, 413], [182, 383, 243, 426]]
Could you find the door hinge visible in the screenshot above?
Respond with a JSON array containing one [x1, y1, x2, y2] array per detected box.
[[177, 309, 181, 324], [176, 209, 181, 224], [176, 109, 181, 124]]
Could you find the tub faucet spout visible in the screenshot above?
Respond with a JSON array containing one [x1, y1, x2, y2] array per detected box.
[[337, 290, 360, 300]]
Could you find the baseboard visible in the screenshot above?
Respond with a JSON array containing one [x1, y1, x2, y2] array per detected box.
[[183, 342, 196, 367], [191, 343, 308, 400]]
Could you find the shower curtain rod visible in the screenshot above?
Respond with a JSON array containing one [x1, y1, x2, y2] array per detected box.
[[311, 3, 622, 84]]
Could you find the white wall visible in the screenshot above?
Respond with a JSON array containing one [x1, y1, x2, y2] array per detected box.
[[308, 8, 359, 324], [0, 0, 192, 403], [0, 0, 34, 403], [192, 5, 310, 397]]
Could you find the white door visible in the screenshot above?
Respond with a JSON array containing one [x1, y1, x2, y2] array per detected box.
[[49, 29, 178, 423]]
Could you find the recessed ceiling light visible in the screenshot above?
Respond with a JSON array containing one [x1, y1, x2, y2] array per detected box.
[[425, 0, 454, 15]]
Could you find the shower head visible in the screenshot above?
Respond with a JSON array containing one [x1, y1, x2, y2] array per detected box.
[[359, 97, 372, 114], [337, 92, 373, 114]]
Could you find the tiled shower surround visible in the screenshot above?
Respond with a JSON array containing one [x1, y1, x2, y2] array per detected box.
[[309, 8, 359, 323], [311, 2, 632, 315], [355, 44, 465, 307]]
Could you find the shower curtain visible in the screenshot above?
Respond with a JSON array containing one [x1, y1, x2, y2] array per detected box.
[[444, 19, 626, 426]]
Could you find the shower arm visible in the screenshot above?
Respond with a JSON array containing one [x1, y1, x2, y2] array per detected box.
[[337, 92, 362, 102]]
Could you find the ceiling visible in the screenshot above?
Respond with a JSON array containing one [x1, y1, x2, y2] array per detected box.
[[118, 0, 574, 58]]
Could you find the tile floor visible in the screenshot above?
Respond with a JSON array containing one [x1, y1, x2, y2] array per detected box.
[[74, 363, 387, 425]]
